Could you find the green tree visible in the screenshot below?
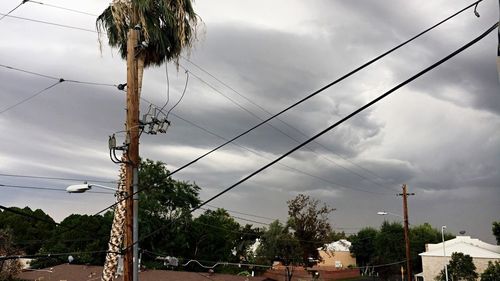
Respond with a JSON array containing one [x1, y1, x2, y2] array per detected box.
[[492, 221, 500, 245], [435, 252, 478, 281], [256, 220, 301, 266], [96, 0, 200, 95], [481, 261, 500, 281], [189, 209, 240, 263], [349, 227, 378, 266], [31, 213, 113, 268], [138, 159, 200, 258], [287, 194, 334, 265], [0, 207, 55, 255], [410, 223, 454, 274], [373, 221, 405, 279]]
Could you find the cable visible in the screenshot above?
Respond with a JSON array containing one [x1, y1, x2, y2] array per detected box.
[[183, 58, 391, 189], [26, 1, 98, 16], [0, 183, 114, 194], [0, 249, 115, 261], [158, 63, 171, 115], [0, 173, 117, 184], [166, 71, 189, 119], [0, 63, 117, 87], [0, 204, 59, 226], [189, 21, 498, 216], [0, 79, 63, 114], [0, 13, 97, 33], [0, 0, 28, 21], [96, 14, 497, 227]]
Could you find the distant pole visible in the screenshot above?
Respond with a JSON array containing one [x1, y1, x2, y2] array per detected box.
[[398, 184, 414, 281], [441, 226, 449, 281]]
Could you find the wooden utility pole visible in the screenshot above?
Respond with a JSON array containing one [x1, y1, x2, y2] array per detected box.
[[399, 184, 414, 281], [124, 27, 139, 281]]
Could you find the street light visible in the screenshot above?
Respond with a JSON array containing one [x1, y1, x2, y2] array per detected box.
[[377, 211, 403, 218], [66, 182, 118, 193], [66, 182, 139, 281], [441, 226, 449, 281]]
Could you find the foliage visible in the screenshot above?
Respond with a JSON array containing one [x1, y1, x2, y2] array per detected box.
[[492, 221, 500, 245], [138, 159, 200, 258], [0, 229, 22, 281], [255, 220, 301, 266], [96, 0, 200, 66], [188, 209, 240, 264], [349, 227, 378, 266], [287, 194, 334, 264], [372, 221, 405, 279], [481, 261, 500, 281], [410, 223, 454, 273], [435, 252, 478, 281], [0, 207, 55, 255], [327, 230, 347, 242], [30, 213, 113, 268]]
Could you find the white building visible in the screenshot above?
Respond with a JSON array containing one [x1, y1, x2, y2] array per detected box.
[[416, 236, 500, 281]]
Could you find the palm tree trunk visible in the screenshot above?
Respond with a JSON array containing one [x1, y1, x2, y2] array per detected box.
[[137, 54, 145, 98], [102, 160, 127, 281]]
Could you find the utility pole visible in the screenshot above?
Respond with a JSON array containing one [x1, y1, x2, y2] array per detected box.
[[398, 184, 414, 281], [124, 26, 140, 281]]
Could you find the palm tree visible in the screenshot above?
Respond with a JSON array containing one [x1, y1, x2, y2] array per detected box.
[[96, 2, 199, 280], [96, 0, 199, 94]]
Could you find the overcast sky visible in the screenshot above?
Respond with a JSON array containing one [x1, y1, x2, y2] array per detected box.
[[0, 0, 499, 245]]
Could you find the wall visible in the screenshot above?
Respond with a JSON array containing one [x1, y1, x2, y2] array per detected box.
[[317, 251, 356, 269], [421, 255, 500, 281]]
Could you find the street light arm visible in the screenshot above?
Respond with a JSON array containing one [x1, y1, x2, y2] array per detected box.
[[377, 211, 403, 218], [90, 184, 118, 192]]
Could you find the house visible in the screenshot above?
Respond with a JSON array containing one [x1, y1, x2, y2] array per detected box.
[[415, 236, 500, 281], [316, 239, 356, 270], [17, 263, 274, 281]]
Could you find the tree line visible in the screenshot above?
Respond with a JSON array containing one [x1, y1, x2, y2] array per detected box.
[[1, 159, 499, 281]]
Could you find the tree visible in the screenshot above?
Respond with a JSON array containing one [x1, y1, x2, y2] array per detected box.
[[188, 209, 241, 263], [0, 230, 22, 281], [287, 194, 335, 265], [372, 221, 405, 279], [481, 261, 500, 281], [410, 223, 454, 274], [349, 227, 378, 266], [96, 0, 200, 95], [30, 213, 113, 268], [256, 220, 301, 266], [138, 159, 200, 258], [0, 207, 55, 255], [492, 221, 500, 245], [435, 252, 478, 281]]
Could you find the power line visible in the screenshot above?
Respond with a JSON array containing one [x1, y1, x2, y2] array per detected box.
[[0, 173, 117, 184], [26, 1, 98, 17], [0, 63, 116, 87], [92, 4, 494, 227], [190, 21, 498, 217], [0, 80, 63, 114], [166, 70, 189, 119], [0, 0, 28, 21], [0, 13, 96, 33], [0, 249, 114, 261]]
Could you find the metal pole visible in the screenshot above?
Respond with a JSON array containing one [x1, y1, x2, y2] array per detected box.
[[441, 226, 448, 281], [133, 167, 139, 281]]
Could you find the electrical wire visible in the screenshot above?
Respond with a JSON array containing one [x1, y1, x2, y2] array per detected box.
[[158, 63, 171, 115], [130, 22, 499, 251], [26, 0, 98, 16], [0, 79, 63, 114], [165, 70, 189, 120], [92, 10, 496, 226], [0, 0, 28, 21], [0, 173, 117, 184], [0, 249, 115, 261], [0, 13, 97, 32]]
